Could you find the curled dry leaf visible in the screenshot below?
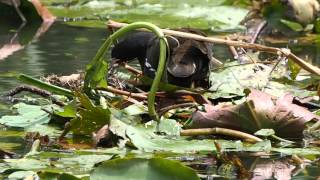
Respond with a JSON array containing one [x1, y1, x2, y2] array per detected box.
[[191, 89, 320, 138], [92, 124, 114, 148]]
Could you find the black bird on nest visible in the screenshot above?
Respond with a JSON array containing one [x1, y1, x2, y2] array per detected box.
[[111, 29, 221, 88]]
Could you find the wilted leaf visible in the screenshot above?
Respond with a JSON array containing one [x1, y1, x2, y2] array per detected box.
[[90, 158, 200, 180], [92, 124, 113, 147], [192, 89, 320, 138]]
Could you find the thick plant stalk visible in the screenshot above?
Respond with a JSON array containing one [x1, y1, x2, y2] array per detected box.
[[84, 22, 168, 121]]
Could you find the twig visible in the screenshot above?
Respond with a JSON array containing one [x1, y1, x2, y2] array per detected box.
[[217, 60, 276, 70], [270, 135, 295, 144], [107, 20, 320, 75], [226, 36, 239, 60], [97, 86, 148, 100], [122, 62, 142, 75], [240, 48, 257, 64], [5, 85, 65, 106], [250, 20, 267, 44], [98, 86, 186, 101], [268, 55, 287, 79], [180, 127, 263, 143]]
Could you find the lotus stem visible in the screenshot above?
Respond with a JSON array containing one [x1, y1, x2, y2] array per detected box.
[[84, 22, 168, 121]]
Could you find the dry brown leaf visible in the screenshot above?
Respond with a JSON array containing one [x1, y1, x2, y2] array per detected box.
[[191, 89, 320, 138]]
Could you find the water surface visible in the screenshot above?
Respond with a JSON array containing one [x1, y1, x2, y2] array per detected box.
[[0, 22, 108, 93]]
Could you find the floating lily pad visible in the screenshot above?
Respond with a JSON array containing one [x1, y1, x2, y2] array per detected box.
[[206, 62, 317, 99], [0, 103, 52, 128], [7, 171, 37, 180], [109, 116, 270, 153], [47, 0, 248, 31], [90, 157, 200, 180]]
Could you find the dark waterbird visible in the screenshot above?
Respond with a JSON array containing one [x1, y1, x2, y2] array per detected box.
[[111, 29, 221, 88]]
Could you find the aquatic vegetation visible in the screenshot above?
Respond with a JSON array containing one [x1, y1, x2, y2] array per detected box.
[[0, 0, 320, 179]]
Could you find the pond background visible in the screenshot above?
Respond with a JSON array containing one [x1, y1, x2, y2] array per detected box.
[[1, 0, 320, 179]]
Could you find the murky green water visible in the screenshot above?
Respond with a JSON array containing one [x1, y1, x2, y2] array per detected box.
[[0, 22, 108, 93], [0, 22, 108, 155]]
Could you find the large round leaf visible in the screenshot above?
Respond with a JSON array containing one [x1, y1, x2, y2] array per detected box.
[[90, 158, 199, 180]]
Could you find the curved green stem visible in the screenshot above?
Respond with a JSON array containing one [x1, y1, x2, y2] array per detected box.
[[147, 38, 167, 121], [84, 22, 168, 121]]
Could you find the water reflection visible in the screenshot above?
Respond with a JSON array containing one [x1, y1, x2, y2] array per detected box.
[[0, 22, 108, 93], [190, 153, 320, 179]]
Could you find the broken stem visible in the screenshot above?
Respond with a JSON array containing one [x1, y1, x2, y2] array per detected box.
[[5, 85, 65, 106], [97, 86, 147, 100], [180, 127, 263, 143]]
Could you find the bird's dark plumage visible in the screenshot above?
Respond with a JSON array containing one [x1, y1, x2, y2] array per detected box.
[[111, 30, 216, 87]]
